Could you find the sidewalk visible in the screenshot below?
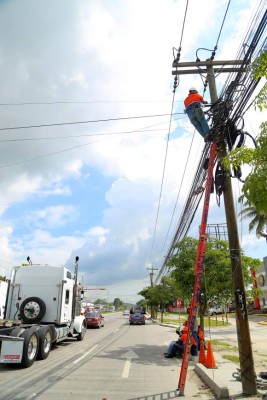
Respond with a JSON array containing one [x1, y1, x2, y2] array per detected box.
[[154, 314, 267, 399], [195, 353, 266, 400]]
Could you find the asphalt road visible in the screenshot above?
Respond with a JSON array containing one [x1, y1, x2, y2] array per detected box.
[[0, 313, 214, 400]]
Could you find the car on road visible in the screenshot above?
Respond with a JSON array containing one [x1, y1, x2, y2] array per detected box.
[[123, 309, 130, 315], [85, 311, 104, 328], [208, 306, 224, 315], [129, 311, 146, 325]]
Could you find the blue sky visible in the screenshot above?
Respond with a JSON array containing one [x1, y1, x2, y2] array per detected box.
[[0, 0, 266, 303]]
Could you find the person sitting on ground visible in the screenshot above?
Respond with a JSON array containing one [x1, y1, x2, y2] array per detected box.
[[163, 321, 188, 358]]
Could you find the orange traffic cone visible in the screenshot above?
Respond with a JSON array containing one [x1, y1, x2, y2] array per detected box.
[[205, 341, 217, 368], [198, 340, 206, 365]]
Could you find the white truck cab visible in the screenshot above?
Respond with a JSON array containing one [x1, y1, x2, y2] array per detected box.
[[0, 258, 86, 367]]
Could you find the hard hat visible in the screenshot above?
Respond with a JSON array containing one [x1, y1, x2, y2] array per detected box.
[[189, 87, 197, 92]]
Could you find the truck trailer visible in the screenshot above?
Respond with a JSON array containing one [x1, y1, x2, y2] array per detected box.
[[0, 257, 86, 367]]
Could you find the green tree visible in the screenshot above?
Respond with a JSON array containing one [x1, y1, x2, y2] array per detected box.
[[239, 200, 267, 240], [136, 299, 147, 309], [94, 298, 107, 304], [138, 276, 178, 322], [166, 236, 260, 320], [113, 297, 123, 310]]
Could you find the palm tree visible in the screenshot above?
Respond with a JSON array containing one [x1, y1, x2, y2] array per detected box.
[[239, 201, 267, 240]]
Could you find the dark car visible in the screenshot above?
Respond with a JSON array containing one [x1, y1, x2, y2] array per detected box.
[[85, 311, 104, 328], [129, 311, 146, 325]]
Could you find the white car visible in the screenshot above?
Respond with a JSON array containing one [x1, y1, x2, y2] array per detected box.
[[123, 310, 130, 316], [208, 306, 224, 315]]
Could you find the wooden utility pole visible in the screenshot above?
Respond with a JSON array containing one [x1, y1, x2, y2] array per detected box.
[[147, 266, 158, 318], [173, 60, 257, 395]]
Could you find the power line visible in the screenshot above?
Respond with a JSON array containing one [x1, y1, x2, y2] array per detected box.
[[0, 100, 184, 106], [215, 0, 232, 49], [158, 130, 197, 259], [0, 112, 183, 132], [0, 116, 187, 169], [0, 116, 187, 143], [147, 93, 176, 263]]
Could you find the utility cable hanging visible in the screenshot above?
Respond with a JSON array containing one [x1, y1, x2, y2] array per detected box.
[[159, 131, 196, 258], [215, 0, 232, 50], [147, 91, 177, 264], [172, 0, 190, 93]]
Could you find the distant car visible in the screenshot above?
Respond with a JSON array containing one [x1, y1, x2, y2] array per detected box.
[[129, 311, 146, 325], [85, 311, 104, 328], [123, 310, 130, 316], [208, 306, 224, 316], [228, 304, 236, 312]]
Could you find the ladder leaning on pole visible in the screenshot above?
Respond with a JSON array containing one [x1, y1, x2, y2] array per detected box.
[[177, 142, 217, 396]]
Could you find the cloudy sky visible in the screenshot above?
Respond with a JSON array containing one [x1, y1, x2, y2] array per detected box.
[[0, 0, 266, 304]]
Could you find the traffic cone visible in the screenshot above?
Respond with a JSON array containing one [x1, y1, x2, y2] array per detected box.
[[205, 341, 217, 368], [198, 340, 206, 365]]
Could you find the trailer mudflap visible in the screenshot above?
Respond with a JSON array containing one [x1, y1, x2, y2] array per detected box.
[[0, 335, 24, 363]]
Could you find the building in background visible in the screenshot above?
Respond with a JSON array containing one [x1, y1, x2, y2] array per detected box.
[[255, 256, 267, 310]]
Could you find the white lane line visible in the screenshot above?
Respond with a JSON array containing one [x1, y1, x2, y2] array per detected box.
[[122, 359, 131, 378], [73, 345, 99, 364]]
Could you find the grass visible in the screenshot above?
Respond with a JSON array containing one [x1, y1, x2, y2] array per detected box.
[[222, 354, 240, 364], [160, 313, 231, 328], [210, 339, 238, 351]]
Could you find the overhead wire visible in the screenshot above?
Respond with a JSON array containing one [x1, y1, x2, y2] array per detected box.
[[0, 116, 187, 143], [158, 131, 196, 257], [147, 92, 176, 263], [149, 0, 191, 268], [0, 116, 188, 169], [197, 0, 231, 95], [0, 112, 183, 132], [0, 100, 184, 106]]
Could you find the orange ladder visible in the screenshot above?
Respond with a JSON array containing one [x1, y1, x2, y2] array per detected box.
[[177, 142, 217, 396]]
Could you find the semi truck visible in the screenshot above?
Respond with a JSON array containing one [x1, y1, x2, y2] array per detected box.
[[0, 280, 8, 319], [0, 257, 86, 367]]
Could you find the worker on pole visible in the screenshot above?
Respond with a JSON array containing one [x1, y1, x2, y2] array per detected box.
[[184, 87, 210, 141]]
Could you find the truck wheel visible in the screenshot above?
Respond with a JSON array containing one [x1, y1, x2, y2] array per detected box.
[[37, 326, 52, 360], [20, 297, 46, 323], [77, 323, 86, 341], [21, 327, 39, 368]]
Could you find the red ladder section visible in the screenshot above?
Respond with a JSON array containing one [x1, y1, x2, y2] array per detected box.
[[177, 142, 217, 396]]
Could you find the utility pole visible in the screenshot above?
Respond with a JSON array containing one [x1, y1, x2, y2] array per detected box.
[[147, 266, 158, 318], [147, 266, 158, 286], [172, 60, 257, 395]]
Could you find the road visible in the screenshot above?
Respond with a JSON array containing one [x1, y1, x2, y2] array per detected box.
[[0, 313, 214, 400]]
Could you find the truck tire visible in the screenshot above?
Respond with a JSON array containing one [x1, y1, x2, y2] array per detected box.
[[37, 326, 52, 360], [21, 327, 39, 368], [77, 322, 86, 341], [20, 297, 46, 323]]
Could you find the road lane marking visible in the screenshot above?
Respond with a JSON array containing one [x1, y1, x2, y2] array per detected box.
[[120, 350, 139, 378], [122, 360, 131, 378], [73, 345, 98, 364]]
